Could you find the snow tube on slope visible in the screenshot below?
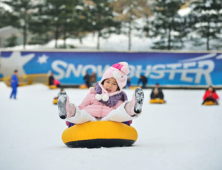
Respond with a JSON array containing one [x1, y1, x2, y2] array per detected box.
[[203, 101, 219, 106], [53, 97, 58, 105], [49, 85, 57, 89], [149, 98, 165, 104], [62, 121, 138, 148], [79, 84, 88, 89]]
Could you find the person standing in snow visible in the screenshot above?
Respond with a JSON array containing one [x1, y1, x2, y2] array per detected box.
[[137, 74, 148, 89], [57, 62, 144, 127], [49, 72, 55, 86], [83, 71, 91, 88], [10, 70, 19, 99]]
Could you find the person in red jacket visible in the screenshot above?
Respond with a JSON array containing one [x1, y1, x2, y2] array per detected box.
[[202, 86, 219, 105]]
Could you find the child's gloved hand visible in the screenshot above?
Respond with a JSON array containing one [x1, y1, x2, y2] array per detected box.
[[58, 91, 68, 119]]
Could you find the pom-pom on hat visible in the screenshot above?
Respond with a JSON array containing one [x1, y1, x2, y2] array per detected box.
[[96, 62, 129, 102]]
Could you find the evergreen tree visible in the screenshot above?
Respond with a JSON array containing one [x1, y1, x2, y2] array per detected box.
[[36, 0, 68, 48], [190, 0, 222, 50], [36, 0, 85, 48], [140, 0, 153, 38], [27, 2, 51, 45], [5, 34, 17, 47], [151, 0, 186, 50], [2, 0, 39, 49], [113, 0, 144, 50], [62, 1, 88, 48], [0, 7, 19, 28], [83, 0, 121, 50]]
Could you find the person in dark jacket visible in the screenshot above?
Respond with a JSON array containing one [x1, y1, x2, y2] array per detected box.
[[49, 72, 55, 86], [10, 70, 19, 99], [137, 74, 148, 89], [84, 71, 91, 88], [126, 78, 131, 89], [150, 83, 164, 99]]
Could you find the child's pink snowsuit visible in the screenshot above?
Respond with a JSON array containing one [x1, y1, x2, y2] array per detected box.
[[66, 87, 137, 124], [78, 87, 123, 118], [65, 62, 139, 124]]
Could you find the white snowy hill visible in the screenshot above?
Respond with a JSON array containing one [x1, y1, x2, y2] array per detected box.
[[0, 82, 221, 170]]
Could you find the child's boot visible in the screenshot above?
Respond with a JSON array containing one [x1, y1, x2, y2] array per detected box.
[[125, 87, 144, 116], [58, 91, 76, 119]]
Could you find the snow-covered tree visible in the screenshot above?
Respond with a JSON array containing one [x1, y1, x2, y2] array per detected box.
[[0, 7, 18, 28], [190, 0, 222, 50], [2, 0, 40, 49], [35, 0, 72, 48], [83, 0, 121, 50], [151, 0, 186, 50], [140, 0, 154, 38], [29, 0, 86, 48], [113, 0, 147, 50]]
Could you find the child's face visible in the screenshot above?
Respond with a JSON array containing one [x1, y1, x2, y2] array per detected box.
[[103, 78, 118, 93]]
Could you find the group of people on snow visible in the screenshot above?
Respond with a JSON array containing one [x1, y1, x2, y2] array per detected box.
[[9, 62, 220, 129], [54, 62, 219, 129], [49, 72, 61, 87], [10, 66, 219, 108]]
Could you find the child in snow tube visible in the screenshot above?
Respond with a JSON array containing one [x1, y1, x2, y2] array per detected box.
[[202, 86, 219, 105], [149, 83, 165, 104], [58, 62, 144, 148]]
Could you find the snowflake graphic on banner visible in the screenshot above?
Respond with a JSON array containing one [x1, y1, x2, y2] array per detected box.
[[38, 54, 48, 64]]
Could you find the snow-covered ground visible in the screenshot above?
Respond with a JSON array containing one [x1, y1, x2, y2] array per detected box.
[[0, 82, 222, 170]]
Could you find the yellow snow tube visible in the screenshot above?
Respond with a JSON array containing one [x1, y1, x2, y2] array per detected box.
[[62, 121, 138, 148], [79, 84, 88, 89], [149, 98, 165, 104], [49, 85, 57, 89], [53, 97, 58, 105], [203, 101, 219, 106]]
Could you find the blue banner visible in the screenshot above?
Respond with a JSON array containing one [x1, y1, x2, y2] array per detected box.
[[1, 51, 222, 86]]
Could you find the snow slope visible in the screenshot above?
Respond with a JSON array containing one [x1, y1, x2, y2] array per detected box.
[[0, 82, 222, 170]]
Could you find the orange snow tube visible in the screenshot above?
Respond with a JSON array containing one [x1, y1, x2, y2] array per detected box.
[[49, 85, 57, 89], [79, 84, 88, 89], [62, 121, 138, 148], [149, 98, 165, 104], [203, 101, 219, 106]]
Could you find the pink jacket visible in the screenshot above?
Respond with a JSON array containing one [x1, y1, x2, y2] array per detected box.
[[78, 87, 124, 118], [54, 79, 61, 85]]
